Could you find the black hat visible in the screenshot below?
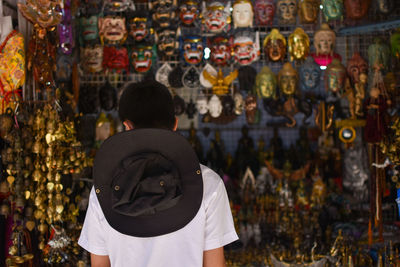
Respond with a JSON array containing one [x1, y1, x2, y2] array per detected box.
[[93, 128, 203, 237]]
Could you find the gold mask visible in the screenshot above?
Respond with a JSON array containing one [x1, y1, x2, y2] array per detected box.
[[278, 62, 298, 96], [288, 27, 310, 61]]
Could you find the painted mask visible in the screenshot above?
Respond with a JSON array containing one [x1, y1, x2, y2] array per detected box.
[[368, 37, 391, 73], [325, 59, 346, 95], [99, 16, 127, 44], [299, 56, 321, 94], [128, 12, 153, 43], [232, 0, 254, 28], [130, 44, 157, 73], [298, 0, 320, 24], [263, 29, 286, 62], [80, 45, 104, 73], [234, 92, 245, 115], [233, 30, 260, 66], [391, 29, 400, 61], [209, 36, 232, 66], [196, 94, 209, 115], [344, 0, 370, 20], [58, 1, 74, 55], [276, 0, 297, 24], [56, 54, 73, 81], [377, 0, 393, 14], [202, 1, 231, 33], [103, 46, 129, 73], [179, 0, 200, 27], [103, 0, 134, 13], [150, 0, 177, 28], [254, 0, 275, 26], [180, 35, 205, 65], [155, 27, 180, 57], [288, 28, 310, 61], [346, 52, 368, 85], [312, 23, 341, 66], [255, 66, 277, 99], [79, 15, 99, 44], [278, 63, 298, 97], [208, 95, 223, 118], [321, 0, 343, 21]]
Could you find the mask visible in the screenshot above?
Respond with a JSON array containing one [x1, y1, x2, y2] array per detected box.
[[58, 1, 74, 55], [56, 54, 73, 81], [80, 45, 104, 73], [209, 36, 232, 66], [155, 27, 180, 57], [234, 92, 245, 115], [79, 15, 99, 44], [298, 0, 320, 24], [344, 0, 370, 20], [179, 0, 200, 27], [311, 23, 342, 66], [232, 0, 254, 28], [368, 37, 391, 74], [103, 46, 129, 73], [103, 0, 134, 13], [255, 66, 277, 99], [180, 35, 205, 65], [325, 59, 346, 95], [263, 29, 286, 62], [288, 27, 310, 61], [233, 30, 260, 66], [276, 0, 297, 24], [321, 0, 343, 21], [208, 95, 223, 118], [99, 16, 127, 45], [130, 44, 157, 73], [202, 1, 231, 33], [299, 56, 321, 95], [196, 94, 209, 115], [245, 94, 259, 124], [346, 52, 368, 85], [278, 62, 298, 97], [128, 12, 153, 43], [391, 29, 400, 61], [377, 0, 393, 14], [254, 0, 275, 26], [150, 0, 177, 28]]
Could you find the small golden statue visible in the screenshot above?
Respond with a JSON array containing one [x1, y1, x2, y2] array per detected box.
[[202, 68, 238, 95]]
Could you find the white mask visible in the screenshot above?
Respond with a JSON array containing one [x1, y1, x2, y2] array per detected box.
[[208, 94, 222, 118]]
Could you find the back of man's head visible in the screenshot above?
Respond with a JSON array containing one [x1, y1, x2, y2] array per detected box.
[[118, 80, 175, 129]]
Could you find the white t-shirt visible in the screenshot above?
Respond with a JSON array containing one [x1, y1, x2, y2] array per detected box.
[[78, 164, 238, 267]]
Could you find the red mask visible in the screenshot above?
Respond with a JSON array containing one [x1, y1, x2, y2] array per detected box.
[[103, 46, 129, 73], [209, 36, 232, 66]]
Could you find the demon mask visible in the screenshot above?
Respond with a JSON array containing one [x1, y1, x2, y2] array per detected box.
[[103, 46, 129, 73], [233, 30, 260, 66], [209, 36, 232, 66], [155, 27, 180, 57], [130, 44, 157, 73], [202, 0, 231, 33], [178, 0, 200, 27], [128, 11, 153, 43], [180, 35, 205, 65], [98, 16, 127, 44], [150, 0, 178, 28], [103, 0, 134, 13]]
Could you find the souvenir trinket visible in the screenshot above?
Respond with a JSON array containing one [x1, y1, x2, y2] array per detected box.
[[196, 94, 209, 115], [278, 63, 298, 97], [245, 94, 260, 124], [58, 0, 74, 55], [180, 35, 205, 65], [200, 63, 217, 88], [344, 0, 371, 20], [202, 0, 231, 33], [321, 0, 343, 21], [299, 57, 321, 98], [232, 0, 254, 28], [155, 62, 173, 87], [103, 46, 129, 74], [80, 45, 104, 73], [298, 0, 319, 24], [377, 0, 393, 14], [178, 0, 200, 27], [276, 0, 297, 25], [208, 95, 223, 118], [263, 29, 286, 62], [354, 73, 367, 116], [254, 0, 275, 26], [182, 66, 201, 89], [202, 68, 238, 95], [255, 66, 277, 99], [324, 59, 347, 98], [150, 0, 178, 28], [18, 0, 62, 29], [209, 36, 232, 66], [234, 92, 245, 115], [155, 27, 180, 58], [79, 15, 99, 44], [130, 44, 157, 73], [233, 30, 260, 66], [288, 28, 310, 62], [343, 146, 369, 202], [346, 52, 368, 85], [368, 37, 391, 74], [311, 23, 341, 67], [103, 0, 134, 13], [391, 29, 400, 61], [99, 16, 127, 45], [128, 11, 153, 43]]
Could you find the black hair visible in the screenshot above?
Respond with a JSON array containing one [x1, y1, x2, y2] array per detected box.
[[118, 80, 175, 129]]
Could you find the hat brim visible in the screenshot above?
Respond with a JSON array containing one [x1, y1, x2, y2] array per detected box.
[[94, 128, 203, 237]]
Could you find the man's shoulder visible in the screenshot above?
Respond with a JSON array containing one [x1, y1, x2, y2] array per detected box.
[[200, 164, 225, 196]]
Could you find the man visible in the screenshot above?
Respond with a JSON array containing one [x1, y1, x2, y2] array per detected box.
[[78, 80, 238, 267]]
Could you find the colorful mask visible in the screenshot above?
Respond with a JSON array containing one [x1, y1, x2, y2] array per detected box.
[[254, 0, 275, 26], [130, 44, 157, 73], [311, 23, 341, 66], [288, 28, 310, 61], [155, 27, 180, 57], [325, 59, 347, 95], [58, 0, 74, 55], [344, 0, 370, 20], [278, 63, 298, 97], [276, 0, 297, 24], [208, 94, 223, 118], [321, 0, 343, 21], [203, 68, 238, 95], [178, 0, 200, 27], [209, 36, 232, 66], [298, 0, 320, 24], [56, 54, 73, 81], [103, 0, 134, 13], [299, 56, 321, 95], [377, 0, 393, 14], [233, 30, 260, 66], [180, 35, 205, 65], [150, 0, 177, 28], [80, 45, 104, 73], [255, 66, 277, 99], [202, 1, 231, 33], [103, 46, 129, 73], [368, 37, 391, 73], [390, 29, 400, 61], [346, 52, 368, 85], [99, 16, 127, 44], [263, 29, 286, 62], [128, 12, 153, 43], [79, 15, 99, 44], [232, 0, 254, 28]]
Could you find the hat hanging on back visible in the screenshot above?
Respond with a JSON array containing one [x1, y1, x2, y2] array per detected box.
[[93, 128, 203, 237]]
